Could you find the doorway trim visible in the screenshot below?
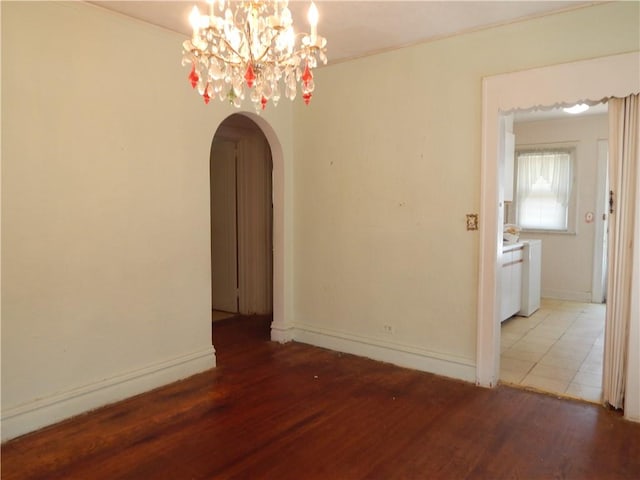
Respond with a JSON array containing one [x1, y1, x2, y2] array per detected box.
[[221, 113, 292, 341], [477, 52, 640, 408]]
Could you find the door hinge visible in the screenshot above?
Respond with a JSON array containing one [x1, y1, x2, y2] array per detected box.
[[609, 190, 615, 214]]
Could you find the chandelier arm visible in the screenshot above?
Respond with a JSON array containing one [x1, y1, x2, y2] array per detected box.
[[208, 30, 247, 65], [205, 51, 244, 67], [242, 18, 257, 66]]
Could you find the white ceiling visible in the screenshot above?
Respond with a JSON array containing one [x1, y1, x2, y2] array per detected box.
[[90, 0, 595, 64]]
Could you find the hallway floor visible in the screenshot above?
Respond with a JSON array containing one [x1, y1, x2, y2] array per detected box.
[[500, 298, 605, 403]]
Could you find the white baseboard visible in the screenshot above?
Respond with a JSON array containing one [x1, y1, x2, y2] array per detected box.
[[292, 324, 476, 383], [270, 323, 294, 343], [542, 289, 592, 303], [625, 411, 640, 423], [1, 346, 216, 442]]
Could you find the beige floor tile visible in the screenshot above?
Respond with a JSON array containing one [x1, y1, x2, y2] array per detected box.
[[502, 347, 545, 363], [544, 346, 589, 361], [516, 315, 543, 325], [526, 329, 564, 342], [588, 343, 604, 355], [499, 369, 527, 385], [535, 325, 567, 338], [500, 299, 604, 404], [547, 344, 591, 359], [511, 339, 553, 354], [500, 357, 535, 375], [556, 301, 588, 312], [579, 304, 606, 316], [583, 350, 604, 365], [501, 322, 533, 335], [578, 361, 603, 375], [565, 383, 602, 404], [540, 319, 575, 330], [552, 337, 592, 349], [528, 363, 576, 382], [518, 335, 557, 350], [546, 310, 577, 318], [543, 313, 579, 325], [529, 309, 551, 319], [564, 328, 604, 341], [572, 370, 603, 388], [538, 353, 584, 370], [521, 373, 571, 394], [501, 331, 523, 346], [572, 316, 605, 326]]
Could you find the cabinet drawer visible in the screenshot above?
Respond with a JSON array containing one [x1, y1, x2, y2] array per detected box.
[[511, 247, 524, 262], [502, 247, 524, 267]]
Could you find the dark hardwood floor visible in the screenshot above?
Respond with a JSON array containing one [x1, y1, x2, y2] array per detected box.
[[2, 315, 639, 479]]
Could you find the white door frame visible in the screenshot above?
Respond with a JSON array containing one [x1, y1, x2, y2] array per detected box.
[[477, 52, 640, 393]]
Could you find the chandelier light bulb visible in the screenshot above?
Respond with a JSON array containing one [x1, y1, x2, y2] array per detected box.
[[308, 2, 319, 42], [189, 6, 200, 32], [182, 0, 328, 112]]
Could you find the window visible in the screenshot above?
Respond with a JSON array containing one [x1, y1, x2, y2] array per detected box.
[[515, 149, 575, 232]]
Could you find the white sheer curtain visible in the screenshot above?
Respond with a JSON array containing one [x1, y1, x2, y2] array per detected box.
[[603, 94, 639, 410], [516, 151, 572, 230]]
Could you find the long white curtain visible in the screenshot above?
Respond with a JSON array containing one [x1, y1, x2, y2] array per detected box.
[[603, 94, 639, 409]]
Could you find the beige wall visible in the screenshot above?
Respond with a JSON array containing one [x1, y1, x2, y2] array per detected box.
[[290, 2, 639, 376], [514, 114, 609, 301], [1, 1, 294, 440]]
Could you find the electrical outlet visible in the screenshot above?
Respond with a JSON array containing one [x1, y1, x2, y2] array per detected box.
[[383, 324, 394, 334]]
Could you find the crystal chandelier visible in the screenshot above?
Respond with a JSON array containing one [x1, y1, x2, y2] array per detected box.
[[182, 0, 328, 111]]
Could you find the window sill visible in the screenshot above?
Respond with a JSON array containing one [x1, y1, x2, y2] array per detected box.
[[521, 229, 576, 235]]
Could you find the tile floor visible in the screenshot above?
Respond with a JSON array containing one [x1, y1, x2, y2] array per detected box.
[[500, 298, 605, 403]]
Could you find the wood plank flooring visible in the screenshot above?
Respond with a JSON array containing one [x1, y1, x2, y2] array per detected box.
[[2, 315, 639, 479]]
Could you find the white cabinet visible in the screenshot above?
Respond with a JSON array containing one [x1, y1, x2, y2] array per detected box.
[[500, 244, 524, 322], [519, 240, 542, 316]]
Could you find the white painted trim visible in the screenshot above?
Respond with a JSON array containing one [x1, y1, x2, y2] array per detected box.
[[625, 141, 640, 421], [293, 324, 476, 383], [1, 346, 216, 441], [270, 323, 295, 343], [478, 51, 640, 389]]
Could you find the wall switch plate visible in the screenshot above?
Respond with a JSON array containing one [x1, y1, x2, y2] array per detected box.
[[466, 214, 479, 231]]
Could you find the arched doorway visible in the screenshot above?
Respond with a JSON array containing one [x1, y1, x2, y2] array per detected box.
[[210, 114, 273, 318]]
